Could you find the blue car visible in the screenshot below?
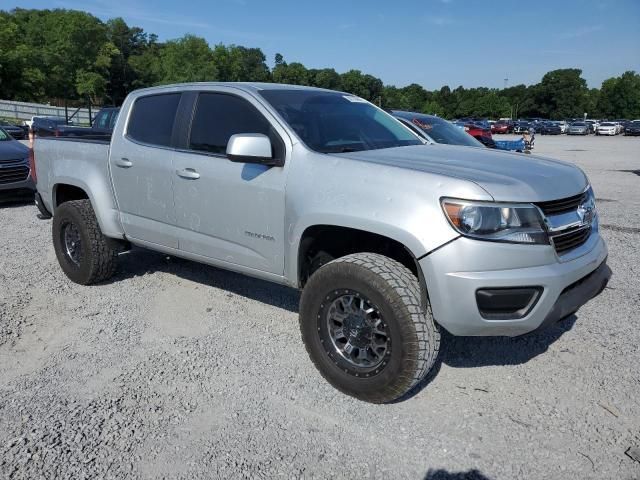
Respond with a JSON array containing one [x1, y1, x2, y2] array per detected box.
[[0, 127, 34, 196]]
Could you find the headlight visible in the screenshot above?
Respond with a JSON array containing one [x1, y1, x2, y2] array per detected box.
[[441, 199, 548, 244]]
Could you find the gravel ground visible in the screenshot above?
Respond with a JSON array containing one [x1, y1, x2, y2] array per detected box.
[[1, 135, 639, 479]]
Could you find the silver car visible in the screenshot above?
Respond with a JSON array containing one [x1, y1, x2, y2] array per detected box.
[[567, 122, 589, 135]]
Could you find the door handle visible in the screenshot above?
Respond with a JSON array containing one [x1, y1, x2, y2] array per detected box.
[[114, 157, 133, 168], [176, 168, 200, 180]]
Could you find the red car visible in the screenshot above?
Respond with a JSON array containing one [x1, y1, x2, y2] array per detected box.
[[491, 122, 511, 134], [456, 123, 496, 148]]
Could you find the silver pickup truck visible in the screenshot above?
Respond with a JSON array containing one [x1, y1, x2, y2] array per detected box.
[[33, 83, 611, 403]]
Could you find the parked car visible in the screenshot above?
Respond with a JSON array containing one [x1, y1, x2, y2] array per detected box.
[[30, 109, 120, 138], [0, 121, 27, 140], [0, 126, 34, 195], [456, 122, 496, 147], [567, 122, 589, 135], [585, 120, 599, 134], [623, 120, 640, 136], [513, 121, 531, 133], [554, 121, 568, 133], [491, 121, 511, 134], [537, 122, 562, 135], [391, 111, 483, 148], [33, 83, 610, 404], [596, 122, 618, 136], [54, 107, 120, 138], [31, 117, 69, 137]]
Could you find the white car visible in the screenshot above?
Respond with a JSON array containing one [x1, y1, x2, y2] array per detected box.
[[596, 122, 617, 136]]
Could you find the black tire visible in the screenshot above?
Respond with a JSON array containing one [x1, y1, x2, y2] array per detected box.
[[299, 252, 440, 403], [52, 199, 118, 285]]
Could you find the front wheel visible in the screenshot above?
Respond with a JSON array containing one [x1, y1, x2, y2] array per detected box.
[[299, 253, 440, 403], [52, 200, 118, 285]]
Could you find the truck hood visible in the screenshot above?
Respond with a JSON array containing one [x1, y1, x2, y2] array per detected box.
[[0, 140, 29, 162], [334, 144, 588, 202]]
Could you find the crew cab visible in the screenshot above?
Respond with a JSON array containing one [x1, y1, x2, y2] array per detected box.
[[33, 83, 611, 403]]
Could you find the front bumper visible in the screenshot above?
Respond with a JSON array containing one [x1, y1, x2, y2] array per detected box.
[[420, 233, 610, 336]]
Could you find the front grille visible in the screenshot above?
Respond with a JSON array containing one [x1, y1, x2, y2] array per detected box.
[[536, 191, 587, 215], [0, 166, 29, 184], [0, 157, 24, 165], [551, 226, 591, 254]]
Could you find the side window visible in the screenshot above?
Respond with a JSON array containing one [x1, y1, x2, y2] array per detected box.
[[189, 93, 284, 159], [128, 94, 181, 147], [94, 111, 109, 129], [109, 111, 119, 129]]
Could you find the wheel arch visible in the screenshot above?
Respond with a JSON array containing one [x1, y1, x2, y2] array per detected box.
[[293, 222, 430, 309], [52, 178, 124, 239]]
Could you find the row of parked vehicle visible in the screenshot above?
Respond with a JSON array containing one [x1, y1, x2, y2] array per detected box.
[[0, 108, 120, 141], [481, 118, 640, 136]]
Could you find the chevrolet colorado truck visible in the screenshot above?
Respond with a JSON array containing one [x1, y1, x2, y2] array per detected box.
[[33, 83, 611, 403]]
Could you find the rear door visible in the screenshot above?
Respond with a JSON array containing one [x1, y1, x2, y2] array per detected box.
[[170, 89, 288, 275], [109, 93, 182, 248]]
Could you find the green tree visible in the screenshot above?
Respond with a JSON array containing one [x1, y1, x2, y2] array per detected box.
[[212, 45, 270, 82], [340, 70, 383, 101], [596, 71, 640, 118], [535, 68, 589, 119], [272, 62, 310, 85], [156, 35, 217, 84]]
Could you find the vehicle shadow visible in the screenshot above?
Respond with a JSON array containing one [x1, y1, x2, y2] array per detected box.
[[396, 315, 576, 402], [112, 247, 300, 313], [441, 315, 576, 368], [424, 469, 493, 480]]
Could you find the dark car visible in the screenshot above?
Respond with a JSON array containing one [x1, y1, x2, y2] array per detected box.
[[0, 121, 27, 140], [0, 126, 34, 195], [624, 120, 640, 136], [31, 117, 69, 137], [45, 107, 120, 139], [392, 111, 483, 147], [513, 121, 531, 133], [537, 122, 562, 135]]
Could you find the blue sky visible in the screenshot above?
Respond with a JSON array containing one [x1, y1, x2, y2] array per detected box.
[[11, 0, 640, 89]]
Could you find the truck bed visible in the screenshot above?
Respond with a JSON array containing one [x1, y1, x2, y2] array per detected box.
[[34, 136, 122, 237]]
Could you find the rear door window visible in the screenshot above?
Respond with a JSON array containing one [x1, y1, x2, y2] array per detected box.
[[128, 94, 181, 147]]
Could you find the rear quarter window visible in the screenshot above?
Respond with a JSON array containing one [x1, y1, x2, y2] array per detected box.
[[127, 94, 181, 147]]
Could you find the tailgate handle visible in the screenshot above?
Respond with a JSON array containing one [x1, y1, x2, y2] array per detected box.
[[115, 157, 133, 168], [176, 168, 200, 180]]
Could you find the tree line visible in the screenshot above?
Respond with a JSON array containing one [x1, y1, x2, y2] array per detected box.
[[1, 8, 639, 120]]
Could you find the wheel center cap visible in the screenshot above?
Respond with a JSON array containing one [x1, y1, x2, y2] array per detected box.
[[343, 314, 372, 348]]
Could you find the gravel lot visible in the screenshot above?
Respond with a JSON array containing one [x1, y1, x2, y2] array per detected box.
[[1, 135, 639, 479]]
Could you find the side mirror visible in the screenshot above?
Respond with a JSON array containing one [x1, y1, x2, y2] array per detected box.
[[226, 133, 278, 166]]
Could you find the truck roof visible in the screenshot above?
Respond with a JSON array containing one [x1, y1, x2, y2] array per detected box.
[[129, 82, 341, 96]]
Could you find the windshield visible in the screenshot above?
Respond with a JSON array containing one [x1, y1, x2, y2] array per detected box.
[[393, 111, 481, 147], [0, 128, 10, 141], [572, 122, 586, 126], [259, 90, 422, 153]]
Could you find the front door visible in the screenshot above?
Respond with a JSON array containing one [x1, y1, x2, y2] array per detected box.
[[171, 90, 288, 275]]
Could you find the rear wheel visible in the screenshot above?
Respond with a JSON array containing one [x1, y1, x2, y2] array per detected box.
[[52, 200, 118, 285], [300, 253, 440, 403]]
